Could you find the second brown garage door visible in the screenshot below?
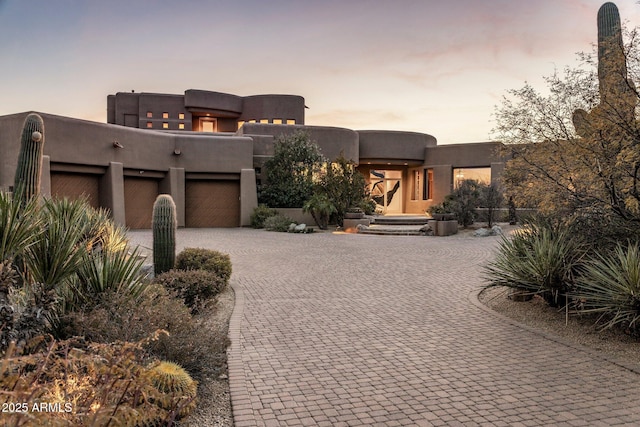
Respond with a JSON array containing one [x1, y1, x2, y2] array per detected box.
[[124, 177, 159, 229], [185, 180, 239, 228]]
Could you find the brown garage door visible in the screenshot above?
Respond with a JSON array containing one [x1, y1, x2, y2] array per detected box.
[[124, 177, 159, 229], [185, 180, 239, 227], [50, 172, 100, 209]]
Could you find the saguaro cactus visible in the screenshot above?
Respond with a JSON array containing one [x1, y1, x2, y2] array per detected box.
[[573, 2, 636, 136], [13, 113, 45, 205], [152, 194, 177, 275]]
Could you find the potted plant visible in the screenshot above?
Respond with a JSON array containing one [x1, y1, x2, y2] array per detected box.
[[344, 207, 364, 219]]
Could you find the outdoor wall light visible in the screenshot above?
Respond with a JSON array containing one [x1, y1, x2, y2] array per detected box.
[[173, 149, 182, 155], [112, 141, 124, 149]]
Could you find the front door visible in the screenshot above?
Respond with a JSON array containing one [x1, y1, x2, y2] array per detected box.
[[370, 170, 402, 214]]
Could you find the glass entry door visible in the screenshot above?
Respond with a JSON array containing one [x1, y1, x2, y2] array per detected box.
[[370, 170, 402, 214]]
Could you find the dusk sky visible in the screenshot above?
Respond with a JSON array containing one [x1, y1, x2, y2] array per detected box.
[[1, 0, 639, 144]]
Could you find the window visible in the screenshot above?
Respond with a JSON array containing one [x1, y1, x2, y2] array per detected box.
[[424, 169, 433, 200], [146, 122, 153, 128], [162, 122, 169, 129], [146, 112, 153, 118], [237, 121, 245, 130], [260, 119, 269, 124], [248, 120, 256, 124], [453, 167, 491, 189], [273, 119, 283, 124], [178, 123, 185, 130], [162, 112, 169, 119], [178, 113, 185, 120], [411, 170, 421, 201], [286, 119, 296, 125]]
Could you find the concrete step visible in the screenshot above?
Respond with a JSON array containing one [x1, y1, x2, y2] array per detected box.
[[357, 224, 426, 236], [371, 215, 430, 226]]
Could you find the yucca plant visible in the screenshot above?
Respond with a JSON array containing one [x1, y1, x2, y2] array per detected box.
[[483, 216, 585, 306], [23, 198, 90, 289], [70, 247, 149, 309], [575, 242, 640, 334], [0, 191, 41, 263]]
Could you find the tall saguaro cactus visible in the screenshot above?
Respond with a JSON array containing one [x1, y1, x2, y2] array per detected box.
[[13, 113, 45, 206], [573, 2, 637, 135], [152, 194, 177, 275]]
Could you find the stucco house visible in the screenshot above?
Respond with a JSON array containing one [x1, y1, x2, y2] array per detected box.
[[0, 89, 504, 228]]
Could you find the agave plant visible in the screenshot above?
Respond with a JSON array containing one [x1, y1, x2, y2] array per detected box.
[[483, 216, 585, 306], [81, 207, 129, 255], [575, 242, 640, 333]]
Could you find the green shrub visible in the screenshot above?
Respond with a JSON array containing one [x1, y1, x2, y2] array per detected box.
[[483, 216, 585, 306], [175, 248, 232, 284], [264, 214, 296, 232], [575, 242, 640, 334], [250, 204, 278, 228], [154, 269, 226, 313], [62, 284, 229, 379]]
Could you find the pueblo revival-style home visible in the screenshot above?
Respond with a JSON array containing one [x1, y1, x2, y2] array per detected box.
[[0, 89, 504, 228]]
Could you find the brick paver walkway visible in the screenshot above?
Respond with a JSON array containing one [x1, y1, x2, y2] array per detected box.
[[130, 228, 640, 426]]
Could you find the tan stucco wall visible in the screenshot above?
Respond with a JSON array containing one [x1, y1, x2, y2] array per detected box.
[[241, 95, 305, 125], [0, 113, 253, 174], [184, 90, 243, 115], [0, 112, 258, 227], [358, 130, 437, 165], [238, 123, 359, 162], [424, 142, 503, 167]]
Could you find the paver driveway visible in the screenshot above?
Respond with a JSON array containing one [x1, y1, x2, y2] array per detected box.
[[130, 228, 640, 426]]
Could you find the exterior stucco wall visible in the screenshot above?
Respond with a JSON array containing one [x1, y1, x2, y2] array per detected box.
[[358, 130, 437, 165], [424, 142, 503, 167], [238, 123, 358, 162], [184, 90, 243, 115], [0, 112, 257, 227], [241, 95, 305, 125], [138, 94, 191, 131], [111, 92, 140, 126]]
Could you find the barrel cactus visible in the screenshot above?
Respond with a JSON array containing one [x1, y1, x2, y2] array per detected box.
[[146, 361, 197, 419], [152, 194, 177, 275], [13, 113, 45, 206]]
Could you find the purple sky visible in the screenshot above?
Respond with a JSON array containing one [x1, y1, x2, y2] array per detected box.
[[1, 0, 638, 144]]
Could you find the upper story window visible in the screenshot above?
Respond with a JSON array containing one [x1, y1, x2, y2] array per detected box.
[[260, 119, 269, 124], [178, 123, 185, 130], [162, 112, 169, 119], [287, 119, 296, 125], [273, 119, 283, 125], [237, 121, 245, 130], [162, 122, 169, 129], [146, 122, 153, 128], [146, 112, 153, 118], [178, 113, 185, 120]]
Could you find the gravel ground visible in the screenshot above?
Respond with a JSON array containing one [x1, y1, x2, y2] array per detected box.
[[479, 287, 640, 370], [178, 285, 235, 427]]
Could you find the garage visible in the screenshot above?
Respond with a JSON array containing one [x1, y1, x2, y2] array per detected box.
[[50, 172, 101, 209], [185, 179, 240, 227], [124, 176, 159, 229]]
